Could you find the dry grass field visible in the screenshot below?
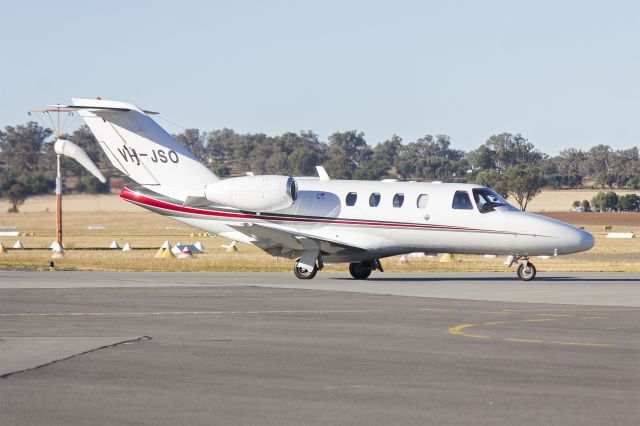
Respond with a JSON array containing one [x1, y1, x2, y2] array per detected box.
[[1, 201, 638, 273]]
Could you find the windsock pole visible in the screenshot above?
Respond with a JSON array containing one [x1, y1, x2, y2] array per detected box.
[[56, 154, 63, 248]]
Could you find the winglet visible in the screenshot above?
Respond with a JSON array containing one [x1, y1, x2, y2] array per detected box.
[[316, 166, 330, 181]]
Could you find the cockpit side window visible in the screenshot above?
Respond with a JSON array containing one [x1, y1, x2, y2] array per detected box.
[[346, 192, 357, 206], [472, 188, 512, 213], [452, 191, 474, 210]]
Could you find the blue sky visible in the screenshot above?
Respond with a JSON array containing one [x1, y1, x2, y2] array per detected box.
[[1, 0, 638, 154]]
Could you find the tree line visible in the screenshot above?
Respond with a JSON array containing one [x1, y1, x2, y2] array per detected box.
[[1, 121, 638, 212]]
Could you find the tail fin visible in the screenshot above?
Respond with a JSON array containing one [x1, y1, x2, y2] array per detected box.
[[72, 98, 218, 201]]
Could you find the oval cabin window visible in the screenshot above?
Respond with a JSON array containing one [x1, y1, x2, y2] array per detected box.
[[393, 193, 404, 208], [369, 193, 381, 207], [416, 194, 429, 209]]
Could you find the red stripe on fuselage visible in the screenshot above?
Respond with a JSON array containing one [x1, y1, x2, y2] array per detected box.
[[119, 187, 503, 233]]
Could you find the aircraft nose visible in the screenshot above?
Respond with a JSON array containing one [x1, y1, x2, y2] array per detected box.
[[563, 227, 595, 254]]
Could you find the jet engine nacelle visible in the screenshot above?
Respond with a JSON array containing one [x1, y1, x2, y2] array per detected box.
[[204, 175, 298, 211]]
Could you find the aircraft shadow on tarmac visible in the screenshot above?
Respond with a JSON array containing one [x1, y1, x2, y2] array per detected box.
[[330, 276, 640, 283]]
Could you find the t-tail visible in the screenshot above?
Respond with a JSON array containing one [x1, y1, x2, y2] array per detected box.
[[73, 98, 218, 201]]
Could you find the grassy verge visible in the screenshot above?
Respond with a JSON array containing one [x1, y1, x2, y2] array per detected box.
[[1, 211, 638, 273]]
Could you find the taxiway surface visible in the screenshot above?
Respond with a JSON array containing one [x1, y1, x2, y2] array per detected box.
[[1, 271, 638, 425]]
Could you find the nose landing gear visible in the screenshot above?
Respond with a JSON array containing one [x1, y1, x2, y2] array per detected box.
[[506, 255, 537, 281], [517, 261, 536, 281]]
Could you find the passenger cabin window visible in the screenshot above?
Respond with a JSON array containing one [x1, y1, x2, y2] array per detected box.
[[452, 191, 474, 210], [393, 193, 404, 208], [345, 192, 357, 206], [416, 194, 429, 209], [369, 193, 381, 207]]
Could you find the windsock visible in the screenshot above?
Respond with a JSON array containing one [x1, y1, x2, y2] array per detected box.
[[54, 139, 106, 183]]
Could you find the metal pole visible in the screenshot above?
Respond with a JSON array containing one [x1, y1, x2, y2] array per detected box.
[[56, 154, 62, 246]]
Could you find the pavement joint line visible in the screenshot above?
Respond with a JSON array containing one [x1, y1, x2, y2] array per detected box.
[[581, 316, 608, 320], [0, 309, 385, 317], [523, 318, 556, 322]]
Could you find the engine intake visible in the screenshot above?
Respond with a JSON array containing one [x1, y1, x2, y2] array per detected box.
[[204, 175, 297, 211]]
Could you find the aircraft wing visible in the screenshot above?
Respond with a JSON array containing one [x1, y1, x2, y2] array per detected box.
[[228, 223, 367, 258]]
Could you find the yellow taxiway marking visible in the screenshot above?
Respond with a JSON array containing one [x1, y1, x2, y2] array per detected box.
[[504, 338, 543, 343], [448, 324, 475, 335], [536, 313, 572, 317], [447, 324, 489, 339], [0, 309, 384, 318], [448, 316, 611, 348], [552, 341, 612, 348]]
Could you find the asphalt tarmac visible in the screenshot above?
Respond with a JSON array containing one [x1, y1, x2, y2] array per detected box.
[[1, 271, 639, 425]]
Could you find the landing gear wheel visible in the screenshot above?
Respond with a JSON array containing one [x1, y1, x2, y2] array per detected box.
[[349, 262, 372, 280], [517, 262, 536, 281], [293, 263, 318, 280]]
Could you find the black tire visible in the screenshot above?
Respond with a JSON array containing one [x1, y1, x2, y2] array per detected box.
[[349, 262, 372, 280], [517, 262, 536, 281], [293, 263, 317, 280]]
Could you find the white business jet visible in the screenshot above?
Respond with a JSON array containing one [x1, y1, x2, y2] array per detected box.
[[66, 98, 594, 281]]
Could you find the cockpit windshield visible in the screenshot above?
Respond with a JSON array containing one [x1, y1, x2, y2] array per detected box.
[[472, 188, 515, 213]]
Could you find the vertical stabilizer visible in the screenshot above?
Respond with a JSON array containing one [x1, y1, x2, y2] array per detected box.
[[72, 98, 217, 200]]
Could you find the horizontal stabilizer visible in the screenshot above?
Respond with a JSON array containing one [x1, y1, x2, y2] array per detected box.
[[182, 195, 208, 207]]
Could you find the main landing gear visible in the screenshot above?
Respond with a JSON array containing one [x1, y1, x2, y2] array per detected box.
[[292, 259, 383, 280], [507, 255, 537, 281], [293, 262, 318, 280], [348, 260, 383, 280]]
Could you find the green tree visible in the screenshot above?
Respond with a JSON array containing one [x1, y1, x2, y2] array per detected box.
[[323, 155, 355, 179], [6, 183, 27, 213], [616, 194, 640, 212], [328, 131, 371, 166], [0, 122, 51, 172], [504, 166, 546, 211], [175, 128, 207, 162], [591, 191, 619, 211]]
